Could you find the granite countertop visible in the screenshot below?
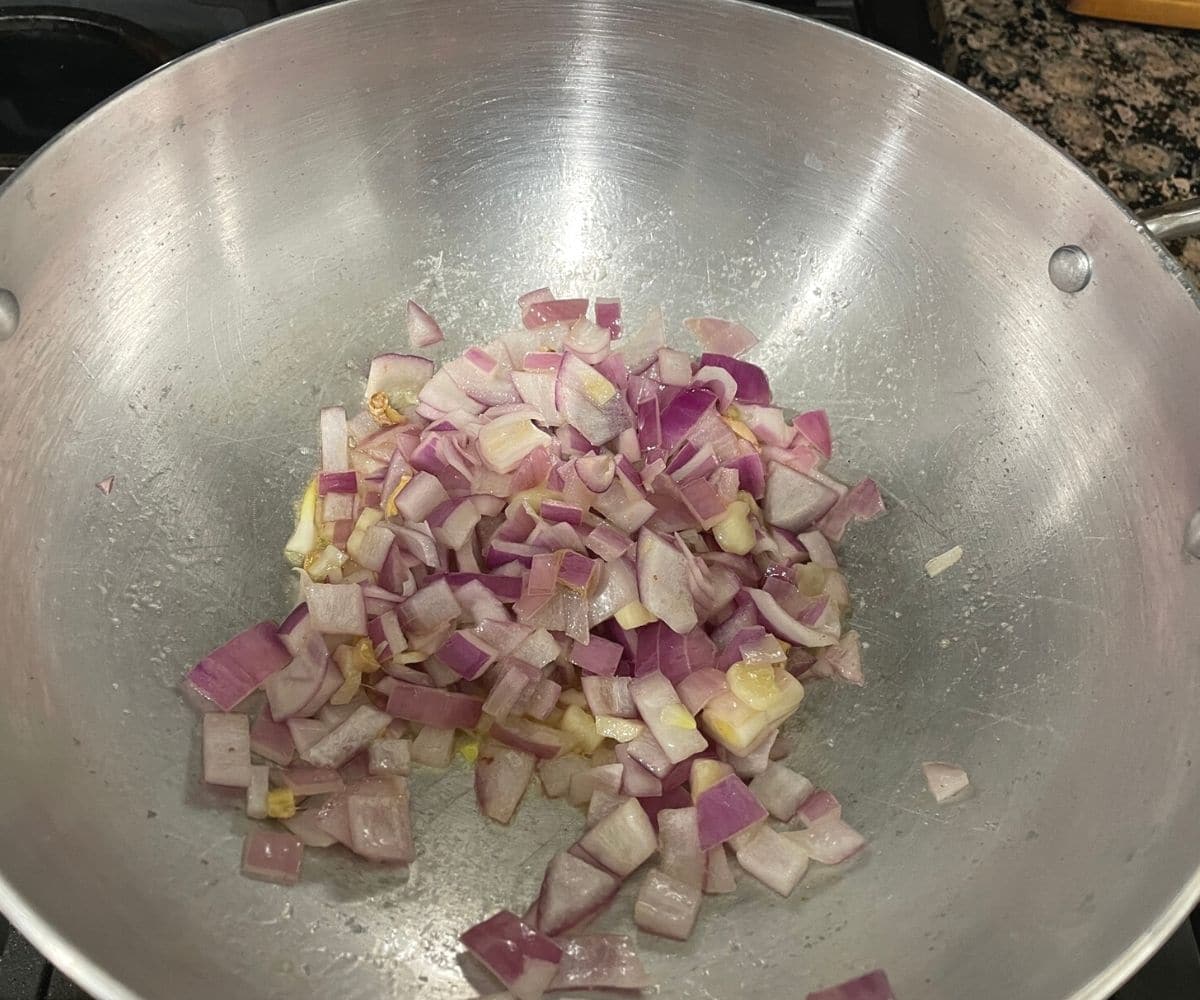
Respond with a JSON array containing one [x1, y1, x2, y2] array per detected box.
[[931, 0, 1200, 282]]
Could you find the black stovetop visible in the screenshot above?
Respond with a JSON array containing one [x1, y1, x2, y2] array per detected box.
[[0, 0, 1195, 997]]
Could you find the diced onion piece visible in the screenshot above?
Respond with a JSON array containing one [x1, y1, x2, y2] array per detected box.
[[796, 789, 842, 827], [924, 544, 963, 577], [922, 761, 970, 803], [806, 970, 896, 1000], [636, 529, 698, 634], [460, 910, 563, 1000], [241, 830, 303, 885], [534, 851, 620, 936], [305, 583, 368, 636], [186, 622, 291, 712], [537, 754, 590, 798], [749, 762, 815, 820], [735, 825, 810, 896], [368, 738, 411, 776], [476, 741, 536, 823], [347, 777, 414, 863], [407, 299, 444, 348], [245, 764, 269, 819], [657, 806, 704, 888], [684, 316, 758, 357], [695, 772, 768, 851], [479, 413, 554, 474], [630, 671, 708, 764], [203, 713, 251, 787], [301, 705, 391, 768], [784, 816, 866, 865], [410, 725, 456, 767], [633, 868, 702, 940], [577, 797, 656, 877], [704, 845, 737, 894]]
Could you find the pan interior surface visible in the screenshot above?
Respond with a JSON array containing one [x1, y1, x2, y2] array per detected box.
[[0, 1, 1199, 998]]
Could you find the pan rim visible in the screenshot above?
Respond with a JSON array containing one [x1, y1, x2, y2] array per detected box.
[[0, 0, 1197, 997]]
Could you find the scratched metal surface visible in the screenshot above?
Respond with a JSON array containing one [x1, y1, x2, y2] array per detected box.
[[0, 1, 1199, 999]]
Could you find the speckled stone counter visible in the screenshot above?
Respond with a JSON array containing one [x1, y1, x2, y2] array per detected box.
[[931, 0, 1200, 282]]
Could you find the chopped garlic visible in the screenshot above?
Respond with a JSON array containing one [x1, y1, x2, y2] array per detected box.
[[283, 479, 319, 567], [615, 600, 658, 629], [713, 500, 755, 555], [727, 661, 779, 710], [659, 703, 698, 730], [266, 788, 296, 819], [924, 545, 963, 578]]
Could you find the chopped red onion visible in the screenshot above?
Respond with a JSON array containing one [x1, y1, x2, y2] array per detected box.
[[735, 824, 810, 896], [568, 762, 624, 808], [593, 298, 622, 335], [549, 935, 648, 991], [276, 765, 344, 796], [285, 717, 329, 754], [569, 634, 622, 676], [491, 717, 570, 759], [657, 806, 704, 888], [577, 797, 656, 876], [556, 352, 633, 447], [695, 772, 768, 851], [386, 684, 483, 729], [476, 741, 536, 823], [317, 470, 358, 495], [347, 777, 414, 863], [368, 737, 411, 776], [460, 910, 562, 1000], [786, 816, 866, 864], [533, 851, 620, 936], [407, 299, 444, 348], [436, 629, 497, 681], [616, 744, 663, 797], [203, 713, 252, 787], [319, 406, 350, 473], [704, 845, 737, 894], [677, 668, 728, 715], [806, 970, 896, 1000], [280, 809, 339, 848], [305, 583, 367, 636], [249, 709, 295, 766], [186, 621, 291, 712], [685, 316, 758, 357], [300, 705, 391, 769], [793, 409, 832, 457], [636, 529, 699, 634], [633, 868, 701, 940], [630, 671, 708, 764], [745, 588, 838, 648], [922, 761, 969, 803], [241, 830, 303, 885], [365, 353, 434, 402], [750, 762, 815, 820], [536, 754, 589, 799], [581, 675, 637, 719], [796, 789, 842, 826], [524, 297, 587, 329], [245, 764, 269, 819], [406, 726, 453, 768], [762, 462, 839, 532]]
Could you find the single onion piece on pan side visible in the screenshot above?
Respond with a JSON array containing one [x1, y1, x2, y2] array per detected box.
[[806, 969, 897, 1000], [922, 760, 970, 803], [181, 288, 889, 997]]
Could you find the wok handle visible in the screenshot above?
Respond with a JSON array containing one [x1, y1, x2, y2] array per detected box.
[[1140, 198, 1200, 242]]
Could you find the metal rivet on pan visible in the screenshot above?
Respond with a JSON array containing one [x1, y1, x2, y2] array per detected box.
[[1048, 245, 1092, 293], [1185, 509, 1200, 559], [0, 288, 18, 341]]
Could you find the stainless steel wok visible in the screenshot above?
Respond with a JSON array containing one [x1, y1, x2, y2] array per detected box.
[[1, 1, 1199, 998]]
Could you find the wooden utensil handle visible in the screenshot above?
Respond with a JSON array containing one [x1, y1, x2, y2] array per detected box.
[[1067, 0, 1200, 28]]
